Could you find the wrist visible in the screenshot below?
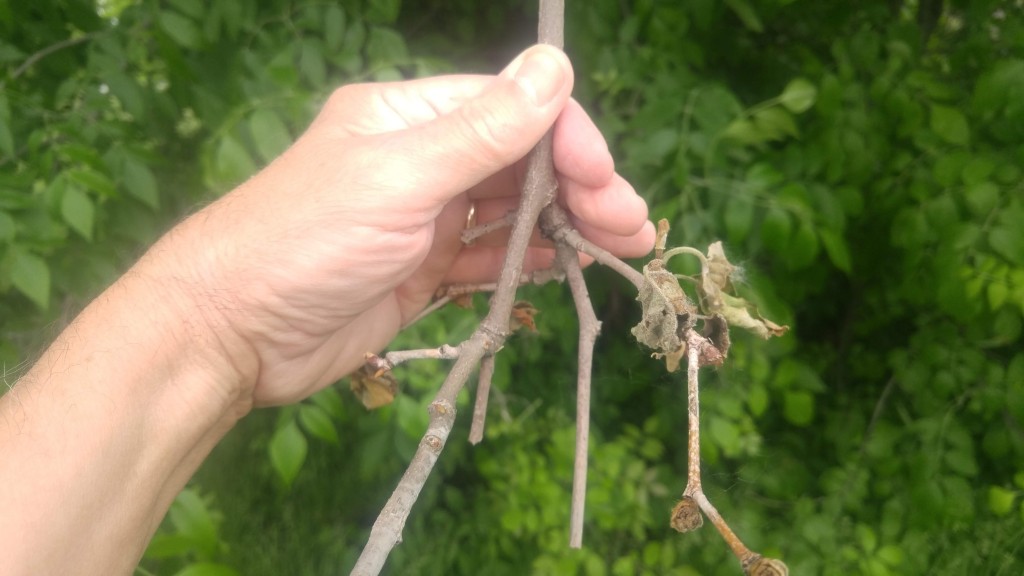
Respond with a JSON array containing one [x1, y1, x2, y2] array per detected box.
[[0, 234, 256, 575], [138, 219, 262, 410]]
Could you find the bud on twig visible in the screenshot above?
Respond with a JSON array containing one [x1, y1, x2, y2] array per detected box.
[[670, 496, 703, 533]]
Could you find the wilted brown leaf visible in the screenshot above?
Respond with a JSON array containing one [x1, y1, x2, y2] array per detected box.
[[632, 259, 697, 372], [349, 365, 399, 409], [510, 301, 539, 332]]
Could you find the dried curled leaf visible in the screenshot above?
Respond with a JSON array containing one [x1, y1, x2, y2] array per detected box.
[[510, 301, 539, 332], [744, 556, 789, 576], [670, 496, 704, 532], [631, 259, 697, 372], [451, 293, 475, 309], [349, 364, 398, 409], [691, 242, 788, 340], [706, 241, 736, 292], [718, 293, 789, 339]]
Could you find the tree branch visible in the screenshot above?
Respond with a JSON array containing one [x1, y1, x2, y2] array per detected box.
[[350, 2, 565, 573], [3, 32, 101, 88]]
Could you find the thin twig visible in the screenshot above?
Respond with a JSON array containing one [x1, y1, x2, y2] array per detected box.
[[461, 210, 517, 244], [364, 345, 461, 372], [3, 32, 100, 87], [539, 203, 644, 290], [679, 328, 787, 575], [469, 354, 496, 445], [403, 268, 565, 329], [553, 239, 601, 548], [350, 3, 565, 573], [682, 330, 704, 495]]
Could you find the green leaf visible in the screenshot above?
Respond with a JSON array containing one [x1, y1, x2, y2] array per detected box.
[[988, 281, 1009, 310], [961, 156, 996, 185], [104, 70, 144, 118], [160, 11, 202, 50], [66, 168, 116, 197], [747, 382, 768, 417], [298, 404, 339, 445], [167, 489, 219, 557], [324, 5, 347, 52], [989, 226, 1024, 265], [310, 386, 345, 419], [877, 545, 905, 567], [168, 0, 204, 19], [10, 248, 50, 310], [760, 206, 792, 253], [172, 563, 239, 576], [930, 104, 970, 146], [988, 486, 1017, 516], [213, 135, 256, 186], [269, 419, 307, 488], [145, 533, 197, 559], [299, 39, 327, 87], [753, 107, 799, 140], [721, 118, 761, 145], [783, 390, 814, 426], [819, 228, 852, 273], [0, 210, 14, 242], [366, 27, 408, 66], [248, 109, 292, 164], [964, 181, 999, 216], [780, 78, 817, 113], [366, 0, 401, 24], [122, 157, 160, 210], [785, 219, 820, 269], [0, 91, 13, 156], [724, 195, 755, 245], [60, 186, 94, 241], [724, 0, 763, 32]]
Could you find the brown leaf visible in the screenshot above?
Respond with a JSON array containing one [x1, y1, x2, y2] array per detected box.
[[451, 293, 475, 309], [701, 314, 731, 365], [349, 365, 399, 409], [510, 301, 539, 332], [632, 260, 697, 372]]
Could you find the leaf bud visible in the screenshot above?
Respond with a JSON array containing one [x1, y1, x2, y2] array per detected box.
[[743, 555, 789, 576], [670, 496, 703, 532]]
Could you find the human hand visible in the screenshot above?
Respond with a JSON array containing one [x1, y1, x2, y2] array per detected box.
[[159, 45, 655, 406]]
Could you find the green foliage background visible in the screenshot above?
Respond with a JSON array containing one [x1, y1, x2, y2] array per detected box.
[[3, 0, 1024, 574]]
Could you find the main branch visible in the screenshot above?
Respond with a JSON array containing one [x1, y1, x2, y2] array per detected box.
[[350, 2, 565, 574]]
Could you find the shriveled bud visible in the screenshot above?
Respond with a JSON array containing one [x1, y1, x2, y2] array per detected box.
[[670, 496, 703, 532], [743, 555, 789, 576]]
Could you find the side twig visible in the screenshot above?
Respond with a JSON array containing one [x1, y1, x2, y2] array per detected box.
[[674, 329, 789, 576], [468, 354, 496, 445], [461, 210, 517, 244], [403, 268, 564, 329], [540, 203, 644, 290], [553, 239, 601, 548]]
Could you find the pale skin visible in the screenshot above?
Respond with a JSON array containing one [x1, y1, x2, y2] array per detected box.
[[0, 45, 655, 575]]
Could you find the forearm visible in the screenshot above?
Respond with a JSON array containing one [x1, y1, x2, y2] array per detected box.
[[0, 243, 252, 575]]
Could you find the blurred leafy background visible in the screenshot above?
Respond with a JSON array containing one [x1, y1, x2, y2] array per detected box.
[[2, 0, 1023, 574]]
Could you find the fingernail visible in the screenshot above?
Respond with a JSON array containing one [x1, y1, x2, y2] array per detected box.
[[514, 48, 565, 106]]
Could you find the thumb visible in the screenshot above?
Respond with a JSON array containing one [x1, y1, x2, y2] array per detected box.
[[384, 45, 574, 206]]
